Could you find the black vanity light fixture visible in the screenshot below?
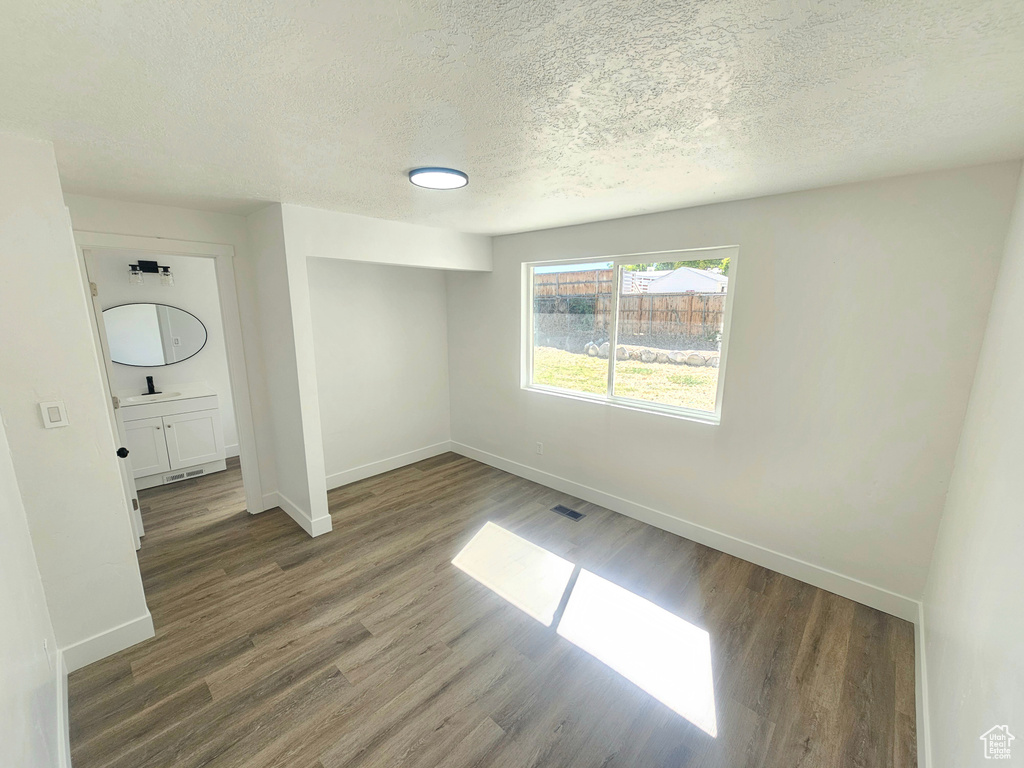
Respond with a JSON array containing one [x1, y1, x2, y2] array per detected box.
[[408, 167, 469, 190], [128, 259, 174, 287]]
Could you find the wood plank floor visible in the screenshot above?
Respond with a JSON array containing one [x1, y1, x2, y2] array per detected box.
[[69, 454, 916, 768]]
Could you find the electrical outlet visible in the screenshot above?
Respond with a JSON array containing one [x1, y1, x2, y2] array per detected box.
[[535, 442, 544, 455]]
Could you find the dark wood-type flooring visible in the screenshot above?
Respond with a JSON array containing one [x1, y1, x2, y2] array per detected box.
[[68, 454, 916, 768]]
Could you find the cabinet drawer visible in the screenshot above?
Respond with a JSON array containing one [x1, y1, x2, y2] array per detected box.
[[121, 395, 219, 422]]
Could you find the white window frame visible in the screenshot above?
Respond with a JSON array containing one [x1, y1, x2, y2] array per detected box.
[[522, 246, 739, 426]]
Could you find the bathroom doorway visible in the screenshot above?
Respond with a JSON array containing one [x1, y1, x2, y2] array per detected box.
[[76, 234, 263, 550]]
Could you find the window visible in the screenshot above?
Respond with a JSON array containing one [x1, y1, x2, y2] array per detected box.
[[526, 249, 736, 423]]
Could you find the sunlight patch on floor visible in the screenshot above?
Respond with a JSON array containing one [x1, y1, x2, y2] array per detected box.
[[558, 568, 717, 736], [452, 521, 575, 626], [453, 522, 717, 736]]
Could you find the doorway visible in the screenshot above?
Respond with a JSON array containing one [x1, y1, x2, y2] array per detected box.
[[76, 233, 263, 550]]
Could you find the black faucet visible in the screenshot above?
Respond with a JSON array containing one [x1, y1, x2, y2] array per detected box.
[[144, 376, 161, 396]]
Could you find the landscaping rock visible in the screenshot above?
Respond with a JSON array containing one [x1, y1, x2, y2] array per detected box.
[[598, 342, 610, 358], [685, 353, 707, 367], [655, 352, 670, 364], [669, 351, 687, 364], [640, 349, 657, 363], [706, 355, 720, 368], [616, 345, 629, 360], [629, 349, 642, 360], [585, 342, 598, 357]]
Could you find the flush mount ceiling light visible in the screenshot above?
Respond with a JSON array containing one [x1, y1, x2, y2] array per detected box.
[[408, 167, 469, 190]]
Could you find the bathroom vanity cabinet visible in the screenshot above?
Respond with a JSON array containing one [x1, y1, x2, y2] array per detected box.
[[119, 384, 226, 489]]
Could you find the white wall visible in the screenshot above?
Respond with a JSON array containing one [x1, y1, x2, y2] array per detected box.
[[922, 170, 1024, 765], [85, 250, 240, 454], [0, 414, 62, 768], [281, 203, 492, 271], [0, 136, 151, 668], [308, 258, 452, 487], [246, 205, 331, 536], [65, 193, 277, 503], [446, 162, 1021, 609]]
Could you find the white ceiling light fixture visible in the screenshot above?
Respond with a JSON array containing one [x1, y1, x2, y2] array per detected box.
[[408, 167, 469, 190]]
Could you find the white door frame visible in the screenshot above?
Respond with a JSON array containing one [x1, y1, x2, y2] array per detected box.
[[74, 231, 264, 518]]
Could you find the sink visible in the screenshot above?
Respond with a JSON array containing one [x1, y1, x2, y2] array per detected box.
[[120, 391, 182, 405]]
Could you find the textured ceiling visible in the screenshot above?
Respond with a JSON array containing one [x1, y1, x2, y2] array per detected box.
[[2, 0, 1023, 234]]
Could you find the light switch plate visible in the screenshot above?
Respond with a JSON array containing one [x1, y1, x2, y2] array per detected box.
[[39, 401, 69, 429]]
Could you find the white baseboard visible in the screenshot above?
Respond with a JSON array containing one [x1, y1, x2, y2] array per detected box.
[[263, 490, 332, 537], [61, 611, 154, 673], [450, 441, 920, 623], [915, 603, 932, 768], [56, 649, 71, 768], [226, 443, 240, 458], [326, 441, 453, 490]]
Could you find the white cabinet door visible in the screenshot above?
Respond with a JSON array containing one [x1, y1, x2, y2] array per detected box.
[[124, 417, 171, 478], [163, 409, 223, 470]]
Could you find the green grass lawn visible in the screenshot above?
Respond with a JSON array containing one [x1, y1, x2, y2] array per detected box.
[[532, 346, 719, 411]]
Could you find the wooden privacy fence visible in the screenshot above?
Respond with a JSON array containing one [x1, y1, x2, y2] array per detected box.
[[533, 269, 615, 297], [616, 292, 724, 346], [533, 269, 725, 350]]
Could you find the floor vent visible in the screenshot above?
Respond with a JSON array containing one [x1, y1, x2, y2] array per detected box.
[[164, 467, 206, 484], [551, 504, 585, 521]]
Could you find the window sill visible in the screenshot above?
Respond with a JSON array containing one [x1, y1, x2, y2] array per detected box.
[[522, 384, 721, 426]]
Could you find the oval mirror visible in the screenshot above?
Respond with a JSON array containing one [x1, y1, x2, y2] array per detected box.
[[102, 303, 208, 367]]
